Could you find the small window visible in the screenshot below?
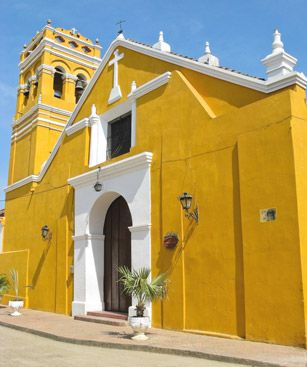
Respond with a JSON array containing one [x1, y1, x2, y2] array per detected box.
[[55, 36, 65, 43], [69, 41, 78, 48], [107, 113, 131, 159], [53, 67, 65, 98], [82, 46, 91, 53]]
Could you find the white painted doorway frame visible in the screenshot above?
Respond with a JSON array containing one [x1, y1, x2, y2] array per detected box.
[[68, 152, 152, 316]]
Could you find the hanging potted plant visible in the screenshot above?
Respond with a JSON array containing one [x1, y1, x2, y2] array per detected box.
[[8, 269, 24, 316], [163, 232, 179, 249], [118, 266, 168, 341], [0, 274, 9, 303]]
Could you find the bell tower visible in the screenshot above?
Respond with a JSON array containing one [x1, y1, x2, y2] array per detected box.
[[8, 20, 101, 184]]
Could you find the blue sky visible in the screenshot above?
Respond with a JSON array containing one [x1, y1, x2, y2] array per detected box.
[[0, 0, 307, 204]]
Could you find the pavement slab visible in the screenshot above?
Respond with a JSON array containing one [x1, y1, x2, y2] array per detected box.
[[0, 308, 306, 367]]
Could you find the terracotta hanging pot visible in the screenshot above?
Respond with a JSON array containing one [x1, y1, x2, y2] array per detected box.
[[163, 232, 179, 249]]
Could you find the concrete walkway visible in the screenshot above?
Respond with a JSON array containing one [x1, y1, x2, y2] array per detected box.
[[0, 307, 306, 367]]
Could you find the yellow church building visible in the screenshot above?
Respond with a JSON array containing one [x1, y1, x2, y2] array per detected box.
[[2, 20, 307, 348]]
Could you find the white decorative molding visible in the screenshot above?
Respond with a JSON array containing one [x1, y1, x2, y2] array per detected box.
[[108, 49, 124, 104], [4, 175, 39, 193], [153, 31, 171, 52], [65, 73, 78, 81], [128, 71, 171, 99], [44, 25, 102, 50], [70, 151, 152, 316], [12, 118, 66, 140], [128, 224, 151, 233], [66, 118, 90, 136], [13, 103, 71, 127], [20, 37, 101, 74], [69, 152, 153, 189], [36, 64, 55, 76]]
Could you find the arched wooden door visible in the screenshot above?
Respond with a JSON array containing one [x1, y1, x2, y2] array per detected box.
[[103, 196, 132, 313]]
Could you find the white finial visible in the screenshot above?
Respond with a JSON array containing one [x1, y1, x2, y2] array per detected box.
[[131, 81, 137, 93], [153, 31, 171, 52], [116, 32, 125, 40], [205, 41, 211, 55], [272, 29, 284, 54], [91, 104, 98, 116], [198, 41, 219, 66], [261, 29, 297, 79]]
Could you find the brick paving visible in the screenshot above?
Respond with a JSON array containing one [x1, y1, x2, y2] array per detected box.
[[0, 307, 306, 367]]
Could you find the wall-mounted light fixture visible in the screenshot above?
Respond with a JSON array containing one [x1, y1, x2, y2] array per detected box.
[[41, 225, 52, 241], [179, 192, 199, 223], [94, 166, 103, 192]]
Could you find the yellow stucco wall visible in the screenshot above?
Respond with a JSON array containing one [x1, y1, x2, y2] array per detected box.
[[3, 38, 307, 347]]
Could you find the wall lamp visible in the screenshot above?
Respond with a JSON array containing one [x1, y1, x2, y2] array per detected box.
[[41, 225, 52, 241], [179, 192, 199, 223], [94, 166, 103, 192]]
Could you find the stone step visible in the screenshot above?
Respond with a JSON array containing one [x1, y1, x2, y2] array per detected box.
[[74, 314, 128, 327], [87, 311, 128, 320]]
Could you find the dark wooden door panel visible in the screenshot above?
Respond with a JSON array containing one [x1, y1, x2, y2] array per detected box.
[[104, 196, 132, 313]]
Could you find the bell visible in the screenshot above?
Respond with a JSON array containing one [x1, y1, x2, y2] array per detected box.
[[75, 79, 84, 91], [23, 87, 29, 96]]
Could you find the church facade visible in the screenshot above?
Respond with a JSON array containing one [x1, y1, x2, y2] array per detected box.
[[2, 21, 307, 348]]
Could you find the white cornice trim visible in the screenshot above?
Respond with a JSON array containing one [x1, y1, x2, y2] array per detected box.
[[12, 118, 65, 140], [66, 118, 89, 136], [44, 38, 101, 63], [45, 48, 99, 71], [128, 71, 171, 99], [4, 175, 39, 193], [45, 25, 102, 50], [22, 33, 44, 55], [19, 38, 101, 73], [68, 152, 153, 189], [13, 104, 71, 126], [264, 71, 307, 92]]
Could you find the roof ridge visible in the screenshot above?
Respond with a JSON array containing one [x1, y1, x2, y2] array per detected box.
[[126, 38, 264, 81]]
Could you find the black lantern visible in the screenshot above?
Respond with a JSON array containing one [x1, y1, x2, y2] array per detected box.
[[94, 166, 103, 192], [94, 182, 103, 192], [179, 192, 193, 211], [41, 225, 51, 240], [178, 192, 199, 223]]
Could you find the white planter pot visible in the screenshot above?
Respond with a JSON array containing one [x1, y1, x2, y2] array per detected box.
[[8, 300, 24, 316], [129, 316, 150, 340]]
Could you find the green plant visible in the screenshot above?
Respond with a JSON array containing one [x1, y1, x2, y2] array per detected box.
[[9, 269, 20, 301], [0, 274, 9, 295], [118, 266, 168, 317]]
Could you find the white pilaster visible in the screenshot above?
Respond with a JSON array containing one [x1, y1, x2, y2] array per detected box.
[[89, 104, 107, 167], [72, 233, 105, 316]]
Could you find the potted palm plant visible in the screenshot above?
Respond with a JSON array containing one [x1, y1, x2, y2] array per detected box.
[[118, 266, 168, 341], [0, 274, 9, 303], [8, 269, 24, 316]]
